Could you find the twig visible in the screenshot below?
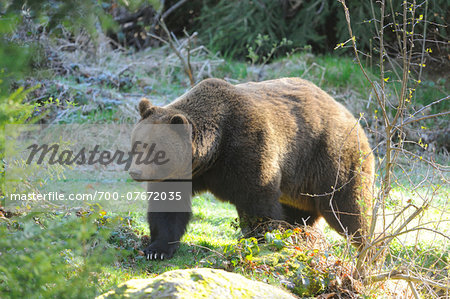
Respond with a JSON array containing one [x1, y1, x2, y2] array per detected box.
[[366, 271, 449, 291], [338, 0, 389, 126], [408, 281, 420, 299], [418, 0, 429, 81], [116, 65, 131, 76], [400, 111, 450, 126], [150, 0, 165, 35], [376, 203, 415, 237], [390, 0, 415, 129], [390, 147, 448, 172], [301, 62, 326, 86], [372, 226, 450, 247], [147, 32, 168, 44], [161, 0, 188, 20], [368, 201, 429, 264], [397, 95, 450, 128], [187, 242, 226, 259], [159, 19, 195, 86], [183, 29, 194, 83]]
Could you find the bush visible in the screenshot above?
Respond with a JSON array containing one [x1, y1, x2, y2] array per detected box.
[[0, 213, 113, 298], [197, 0, 337, 59], [195, 0, 448, 62]]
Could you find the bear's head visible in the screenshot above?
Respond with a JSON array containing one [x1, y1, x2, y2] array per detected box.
[[128, 98, 192, 181]]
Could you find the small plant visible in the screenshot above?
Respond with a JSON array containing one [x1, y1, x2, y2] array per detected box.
[[246, 34, 293, 65], [223, 237, 260, 267], [265, 229, 295, 250]]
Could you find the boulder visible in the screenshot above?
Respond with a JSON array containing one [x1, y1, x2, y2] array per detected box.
[[97, 268, 295, 299]]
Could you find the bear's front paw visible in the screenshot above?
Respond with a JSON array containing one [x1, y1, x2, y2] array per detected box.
[[144, 241, 178, 260]]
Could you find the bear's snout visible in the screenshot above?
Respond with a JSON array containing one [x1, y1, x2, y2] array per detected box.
[[129, 170, 143, 180]]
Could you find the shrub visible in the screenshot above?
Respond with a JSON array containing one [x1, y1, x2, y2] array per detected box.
[[195, 0, 448, 62], [197, 0, 336, 59], [0, 213, 113, 298]]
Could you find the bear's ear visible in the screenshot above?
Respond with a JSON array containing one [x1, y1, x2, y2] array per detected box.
[[170, 114, 189, 125], [138, 98, 153, 117]]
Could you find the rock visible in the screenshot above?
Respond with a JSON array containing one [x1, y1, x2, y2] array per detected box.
[[97, 268, 295, 299]]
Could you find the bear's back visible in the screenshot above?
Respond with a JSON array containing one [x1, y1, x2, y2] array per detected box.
[[236, 78, 350, 117], [233, 78, 358, 136]]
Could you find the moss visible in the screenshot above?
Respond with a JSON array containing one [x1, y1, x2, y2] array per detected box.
[[97, 268, 295, 298]]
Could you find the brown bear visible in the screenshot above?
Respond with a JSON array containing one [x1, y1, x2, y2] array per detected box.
[[130, 77, 375, 260]]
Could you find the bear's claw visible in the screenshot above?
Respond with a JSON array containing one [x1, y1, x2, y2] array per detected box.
[[144, 248, 170, 260], [144, 241, 178, 261], [146, 253, 164, 260]]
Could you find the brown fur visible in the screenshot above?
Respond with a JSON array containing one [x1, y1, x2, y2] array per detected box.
[[132, 78, 375, 259]]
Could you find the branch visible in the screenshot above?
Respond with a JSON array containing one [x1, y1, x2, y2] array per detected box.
[[376, 203, 415, 237], [408, 281, 421, 299], [114, 7, 152, 24], [390, 0, 415, 130], [418, 0, 429, 81], [146, 32, 168, 44], [368, 201, 429, 264], [338, 0, 389, 126], [159, 19, 195, 86], [149, 0, 165, 36], [161, 0, 188, 20], [366, 271, 449, 291], [390, 147, 449, 172], [401, 111, 450, 126], [187, 242, 226, 259], [397, 95, 450, 127], [372, 226, 450, 247]]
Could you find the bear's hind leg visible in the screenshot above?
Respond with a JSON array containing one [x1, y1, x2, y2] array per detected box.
[[235, 192, 284, 238], [319, 197, 367, 249], [281, 203, 320, 227]]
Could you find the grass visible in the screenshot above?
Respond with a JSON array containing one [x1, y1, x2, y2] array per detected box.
[[3, 155, 448, 297], [2, 47, 449, 297]]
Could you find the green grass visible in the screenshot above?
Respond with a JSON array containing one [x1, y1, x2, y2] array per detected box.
[[215, 52, 375, 94], [57, 108, 119, 123], [3, 156, 448, 297]]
